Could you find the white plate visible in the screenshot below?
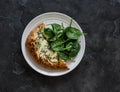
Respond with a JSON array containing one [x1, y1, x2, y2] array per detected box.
[[21, 12, 85, 76]]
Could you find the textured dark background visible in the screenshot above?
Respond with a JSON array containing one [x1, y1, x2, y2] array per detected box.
[[0, 0, 120, 92]]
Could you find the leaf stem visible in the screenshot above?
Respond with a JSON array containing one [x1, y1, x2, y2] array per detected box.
[[69, 19, 73, 27]]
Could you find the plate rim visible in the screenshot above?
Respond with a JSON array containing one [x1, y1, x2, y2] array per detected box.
[[21, 12, 85, 76]]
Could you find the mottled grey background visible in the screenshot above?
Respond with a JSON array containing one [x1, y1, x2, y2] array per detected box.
[[0, 0, 120, 92]]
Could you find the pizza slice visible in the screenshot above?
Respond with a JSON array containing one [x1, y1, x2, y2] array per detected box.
[[26, 23, 69, 69]]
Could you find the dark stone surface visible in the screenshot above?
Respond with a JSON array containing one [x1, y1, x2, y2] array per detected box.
[[0, 0, 120, 92]]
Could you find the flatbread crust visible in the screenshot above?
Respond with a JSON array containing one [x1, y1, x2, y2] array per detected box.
[[26, 23, 69, 69]]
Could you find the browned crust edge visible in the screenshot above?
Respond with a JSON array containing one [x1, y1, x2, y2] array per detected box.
[[26, 23, 69, 70]]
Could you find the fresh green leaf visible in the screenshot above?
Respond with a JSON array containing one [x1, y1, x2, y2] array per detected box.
[[44, 28, 54, 39], [69, 41, 80, 57], [50, 39, 67, 48], [64, 42, 73, 51], [58, 52, 69, 60], [66, 27, 82, 39], [51, 23, 61, 34], [56, 30, 64, 38], [48, 36, 57, 42], [51, 44, 64, 51]]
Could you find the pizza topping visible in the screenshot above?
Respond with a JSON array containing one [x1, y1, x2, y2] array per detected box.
[[36, 31, 58, 62]]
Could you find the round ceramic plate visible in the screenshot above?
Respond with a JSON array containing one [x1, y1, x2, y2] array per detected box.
[[21, 12, 85, 76]]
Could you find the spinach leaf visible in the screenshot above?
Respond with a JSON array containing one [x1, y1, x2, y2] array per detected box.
[[44, 28, 54, 39], [56, 30, 64, 38], [50, 39, 67, 48], [51, 23, 61, 34], [49, 30, 65, 41], [48, 35, 57, 42], [51, 44, 64, 51], [65, 27, 82, 39], [69, 41, 80, 57], [64, 42, 73, 51], [58, 52, 69, 60]]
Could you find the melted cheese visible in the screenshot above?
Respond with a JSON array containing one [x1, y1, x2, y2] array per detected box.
[[36, 32, 58, 62]]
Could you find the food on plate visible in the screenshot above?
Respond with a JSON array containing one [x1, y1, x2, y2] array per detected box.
[[26, 20, 83, 69]]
